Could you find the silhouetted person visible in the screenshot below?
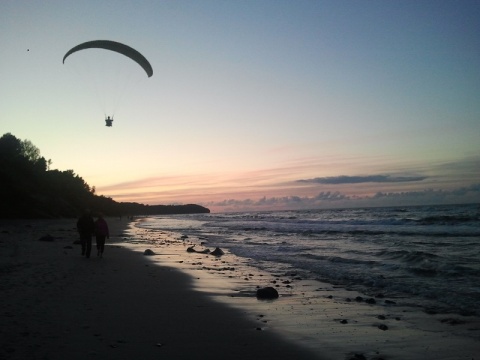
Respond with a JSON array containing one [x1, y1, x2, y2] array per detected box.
[[77, 210, 95, 258], [105, 116, 113, 127], [95, 213, 110, 258]]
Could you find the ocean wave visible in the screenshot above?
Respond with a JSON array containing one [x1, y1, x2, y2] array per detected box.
[[377, 249, 441, 263], [203, 219, 480, 237], [416, 214, 480, 225], [301, 253, 377, 266], [139, 204, 480, 316]]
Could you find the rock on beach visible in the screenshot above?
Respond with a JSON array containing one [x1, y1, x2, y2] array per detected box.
[[256, 287, 279, 300]]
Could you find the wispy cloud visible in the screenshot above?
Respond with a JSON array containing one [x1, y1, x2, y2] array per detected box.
[[297, 175, 427, 185], [96, 155, 479, 212]]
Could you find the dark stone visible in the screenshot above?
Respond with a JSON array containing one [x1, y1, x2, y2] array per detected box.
[[366, 298, 376, 304], [256, 287, 279, 300], [355, 296, 364, 302], [144, 249, 155, 256], [38, 234, 54, 242], [378, 324, 388, 331], [440, 318, 466, 325], [348, 354, 367, 360], [210, 247, 224, 256]]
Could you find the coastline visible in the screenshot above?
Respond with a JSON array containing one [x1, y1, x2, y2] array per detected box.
[[125, 216, 480, 360], [0, 218, 320, 360]]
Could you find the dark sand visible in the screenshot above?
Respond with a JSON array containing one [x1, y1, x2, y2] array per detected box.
[[0, 219, 322, 360]]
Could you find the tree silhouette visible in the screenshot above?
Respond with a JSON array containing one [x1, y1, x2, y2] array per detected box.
[[0, 133, 209, 218]]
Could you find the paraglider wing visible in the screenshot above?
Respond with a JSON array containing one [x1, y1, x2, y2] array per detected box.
[[63, 40, 153, 77]]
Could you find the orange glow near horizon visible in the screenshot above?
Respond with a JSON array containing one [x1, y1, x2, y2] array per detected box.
[[94, 155, 480, 212]]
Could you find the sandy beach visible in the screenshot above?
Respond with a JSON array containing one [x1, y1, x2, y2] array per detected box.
[[0, 218, 320, 360], [127, 218, 480, 360], [1, 218, 479, 360]]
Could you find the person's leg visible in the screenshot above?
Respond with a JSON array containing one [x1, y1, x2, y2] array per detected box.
[[99, 236, 105, 257], [80, 236, 86, 255], [96, 236, 101, 256], [85, 236, 92, 258]]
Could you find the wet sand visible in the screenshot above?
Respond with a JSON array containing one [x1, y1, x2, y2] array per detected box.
[[0, 218, 321, 360]]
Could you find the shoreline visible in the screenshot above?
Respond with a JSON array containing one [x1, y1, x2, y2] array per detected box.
[[0, 218, 320, 360], [125, 217, 480, 360], [2, 217, 479, 359]]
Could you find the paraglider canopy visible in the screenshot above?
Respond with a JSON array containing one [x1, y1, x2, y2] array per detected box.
[[63, 40, 153, 77], [105, 116, 113, 127]]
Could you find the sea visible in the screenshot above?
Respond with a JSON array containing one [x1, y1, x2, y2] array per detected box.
[[134, 203, 480, 317]]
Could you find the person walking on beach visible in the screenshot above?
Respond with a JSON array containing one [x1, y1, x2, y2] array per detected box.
[[94, 213, 109, 258], [77, 209, 95, 258]]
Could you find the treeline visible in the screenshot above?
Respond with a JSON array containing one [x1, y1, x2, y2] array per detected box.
[[0, 133, 209, 218]]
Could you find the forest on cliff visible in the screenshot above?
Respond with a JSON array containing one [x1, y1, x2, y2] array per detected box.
[[0, 133, 209, 218]]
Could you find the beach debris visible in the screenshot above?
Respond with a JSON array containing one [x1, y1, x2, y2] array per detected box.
[[210, 247, 224, 256], [440, 318, 466, 325], [377, 324, 389, 331], [256, 287, 279, 300], [38, 234, 54, 242], [144, 249, 156, 256], [347, 354, 367, 360], [186, 245, 210, 254]]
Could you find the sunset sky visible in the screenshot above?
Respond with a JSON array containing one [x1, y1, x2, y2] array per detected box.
[[1, 0, 479, 212]]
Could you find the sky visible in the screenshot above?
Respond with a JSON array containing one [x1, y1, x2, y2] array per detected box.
[[1, 0, 479, 212]]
